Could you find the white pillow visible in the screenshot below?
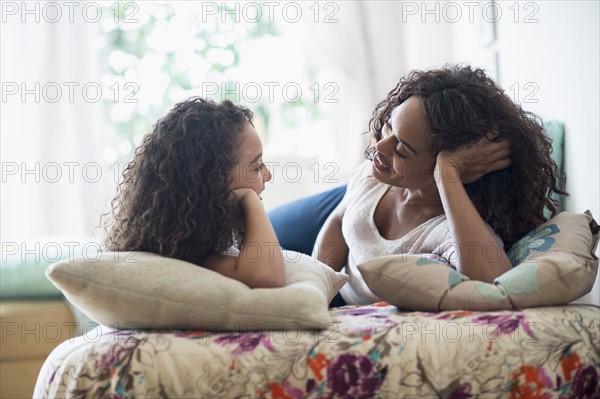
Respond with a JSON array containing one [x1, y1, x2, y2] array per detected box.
[[46, 250, 348, 331]]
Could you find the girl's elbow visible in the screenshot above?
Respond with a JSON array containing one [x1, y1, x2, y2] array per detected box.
[[248, 268, 285, 289], [250, 277, 285, 289]]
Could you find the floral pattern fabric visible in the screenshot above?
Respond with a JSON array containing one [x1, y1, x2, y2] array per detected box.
[[35, 303, 600, 398], [507, 223, 561, 265]]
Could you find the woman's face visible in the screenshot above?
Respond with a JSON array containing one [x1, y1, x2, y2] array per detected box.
[[229, 122, 272, 198], [372, 96, 436, 188]]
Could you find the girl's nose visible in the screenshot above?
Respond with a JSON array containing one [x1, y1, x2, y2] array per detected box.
[[263, 164, 272, 182]]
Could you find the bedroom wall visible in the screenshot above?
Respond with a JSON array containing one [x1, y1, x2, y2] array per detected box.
[[400, 1, 599, 218], [499, 2, 598, 220]]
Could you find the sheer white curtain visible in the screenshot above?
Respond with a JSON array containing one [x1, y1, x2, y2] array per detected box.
[[1, 4, 113, 244]]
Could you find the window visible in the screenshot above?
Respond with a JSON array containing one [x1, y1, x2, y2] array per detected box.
[[1, 1, 368, 242], [99, 2, 342, 192]]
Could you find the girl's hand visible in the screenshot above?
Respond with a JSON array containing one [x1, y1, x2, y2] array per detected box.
[[232, 187, 259, 204], [207, 189, 284, 289], [436, 134, 511, 183], [231, 188, 261, 232]]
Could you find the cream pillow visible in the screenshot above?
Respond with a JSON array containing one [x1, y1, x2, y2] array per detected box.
[[46, 250, 348, 330], [358, 211, 599, 311]]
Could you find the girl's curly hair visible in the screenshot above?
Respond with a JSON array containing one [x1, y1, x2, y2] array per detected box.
[[103, 97, 253, 265], [365, 64, 567, 248]]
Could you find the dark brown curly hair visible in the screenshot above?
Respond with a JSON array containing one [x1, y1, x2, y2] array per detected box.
[[103, 97, 253, 265], [365, 64, 567, 248]]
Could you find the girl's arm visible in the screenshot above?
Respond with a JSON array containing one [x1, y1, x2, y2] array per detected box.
[[204, 189, 285, 288], [313, 201, 349, 272], [435, 137, 513, 283]]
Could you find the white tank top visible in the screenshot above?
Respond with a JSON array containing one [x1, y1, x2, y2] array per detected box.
[[339, 161, 464, 305]]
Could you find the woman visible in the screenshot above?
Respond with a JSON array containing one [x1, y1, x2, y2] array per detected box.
[[315, 64, 566, 305]]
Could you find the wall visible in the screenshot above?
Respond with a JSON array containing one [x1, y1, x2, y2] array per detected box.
[[447, 1, 599, 216]]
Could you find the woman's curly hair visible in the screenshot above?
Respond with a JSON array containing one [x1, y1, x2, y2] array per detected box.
[[103, 97, 253, 265], [365, 64, 567, 248]]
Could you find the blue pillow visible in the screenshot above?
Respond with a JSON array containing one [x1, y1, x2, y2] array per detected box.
[[268, 185, 346, 255]]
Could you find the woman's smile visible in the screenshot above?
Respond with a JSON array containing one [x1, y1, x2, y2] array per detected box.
[[373, 152, 390, 173]]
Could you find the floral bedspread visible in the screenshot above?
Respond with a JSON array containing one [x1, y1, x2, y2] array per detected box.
[[35, 303, 600, 398]]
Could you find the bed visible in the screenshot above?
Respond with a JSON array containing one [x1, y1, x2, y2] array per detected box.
[[34, 302, 599, 398], [36, 149, 600, 398]]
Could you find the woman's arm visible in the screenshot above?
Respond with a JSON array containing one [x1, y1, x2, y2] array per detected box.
[[313, 201, 349, 272], [435, 137, 513, 283], [204, 189, 285, 288]]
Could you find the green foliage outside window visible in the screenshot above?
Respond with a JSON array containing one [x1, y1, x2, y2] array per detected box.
[[99, 1, 324, 164]]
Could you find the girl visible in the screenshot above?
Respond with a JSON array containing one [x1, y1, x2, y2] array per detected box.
[[103, 97, 285, 288], [316, 65, 566, 305]]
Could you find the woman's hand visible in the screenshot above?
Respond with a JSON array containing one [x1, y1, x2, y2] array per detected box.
[[434, 132, 513, 283], [436, 134, 511, 184]]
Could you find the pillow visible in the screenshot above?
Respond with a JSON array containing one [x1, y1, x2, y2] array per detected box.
[[269, 185, 347, 255], [46, 250, 348, 331], [358, 211, 599, 311]]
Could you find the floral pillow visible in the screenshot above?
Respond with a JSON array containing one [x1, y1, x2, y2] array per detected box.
[[358, 211, 599, 311]]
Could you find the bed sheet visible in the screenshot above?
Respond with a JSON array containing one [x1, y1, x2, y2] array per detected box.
[[34, 303, 599, 398]]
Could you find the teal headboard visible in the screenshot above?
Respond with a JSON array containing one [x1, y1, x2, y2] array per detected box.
[[543, 120, 565, 214]]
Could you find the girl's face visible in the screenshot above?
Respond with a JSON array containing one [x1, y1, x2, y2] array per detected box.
[[372, 96, 436, 189], [229, 122, 272, 198]]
